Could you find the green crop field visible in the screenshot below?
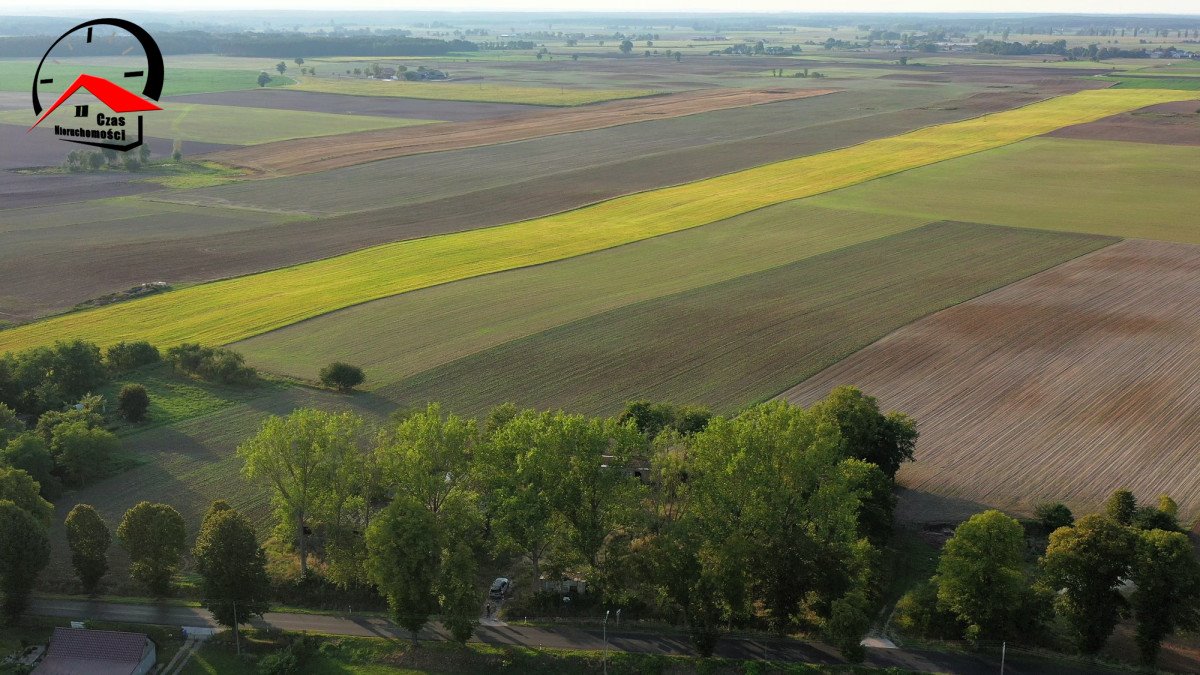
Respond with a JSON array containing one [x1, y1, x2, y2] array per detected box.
[[292, 75, 658, 106], [376, 222, 1116, 415], [1107, 75, 1200, 90], [1, 102, 435, 146], [810, 137, 1200, 242], [0, 60, 291, 97], [0, 88, 1189, 354], [233, 205, 932, 382]]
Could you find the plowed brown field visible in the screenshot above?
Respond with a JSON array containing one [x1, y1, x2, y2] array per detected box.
[[1046, 100, 1200, 146], [781, 239, 1200, 523], [205, 88, 836, 175]]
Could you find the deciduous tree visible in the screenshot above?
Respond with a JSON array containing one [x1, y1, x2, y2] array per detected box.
[[1104, 488, 1137, 526], [0, 500, 50, 619], [117, 501, 186, 596], [64, 504, 110, 593], [319, 362, 365, 392], [1041, 513, 1135, 653], [238, 409, 364, 576], [1131, 529, 1200, 665], [193, 503, 271, 628], [0, 466, 52, 525], [366, 495, 439, 643], [118, 384, 150, 423], [935, 510, 1027, 640]]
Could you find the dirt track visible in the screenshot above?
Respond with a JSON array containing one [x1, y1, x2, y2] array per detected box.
[[782, 239, 1200, 523], [204, 88, 837, 175]]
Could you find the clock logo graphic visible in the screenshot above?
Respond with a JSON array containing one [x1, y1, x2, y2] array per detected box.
[[28, 18, 164, 151]]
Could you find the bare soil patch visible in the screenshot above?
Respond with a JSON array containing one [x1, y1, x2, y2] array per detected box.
[[782, 239, 1200, 523], [167, 89, 541, 121], [1046, 99, 1200, 145], [204, 88, 837, 175]]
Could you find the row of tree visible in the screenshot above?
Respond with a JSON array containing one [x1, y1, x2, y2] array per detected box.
[[236, 387, 917, 656], [0, 492, 272, 634], [898, 489, 1199, 666]]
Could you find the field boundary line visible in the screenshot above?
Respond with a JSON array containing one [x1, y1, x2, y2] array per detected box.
[[765, 226, 1126, 406], [1, 88, 1192, 353]]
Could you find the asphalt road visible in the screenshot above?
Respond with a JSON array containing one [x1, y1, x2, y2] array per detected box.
[[28, 598, 1118, 674]]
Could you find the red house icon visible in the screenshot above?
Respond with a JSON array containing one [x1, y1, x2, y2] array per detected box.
[[30, 73, 161, 150]]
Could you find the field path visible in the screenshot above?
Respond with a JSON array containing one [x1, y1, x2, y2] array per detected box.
[[204, 88, 836, 175], [0, 89, 1193, 353]]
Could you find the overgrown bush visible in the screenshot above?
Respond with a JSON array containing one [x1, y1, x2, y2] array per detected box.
[[891, 580, 964, 640], [105, 341, 161, 373], [165, 344, 256, 385], [118, 384, 150, 423], [318, 362, 365, 392], [257, 635, 317, 675]]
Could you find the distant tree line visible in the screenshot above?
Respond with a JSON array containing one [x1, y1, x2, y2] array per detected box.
[[0, 32, 477, 58], [974, 38, 1152, 60]]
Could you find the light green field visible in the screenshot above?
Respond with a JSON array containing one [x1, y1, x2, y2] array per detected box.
[[0, 60, 291, 97], [291, 75, 658, 106], [0, 88, 1190, 354], [233, 205, 932, 382], [378, 222, 1116, 415], [810, 137, 1200, 242], [2, 102, 435, 145]]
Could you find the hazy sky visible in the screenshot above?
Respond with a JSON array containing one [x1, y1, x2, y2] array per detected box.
[[20, 1, 1200, 16]]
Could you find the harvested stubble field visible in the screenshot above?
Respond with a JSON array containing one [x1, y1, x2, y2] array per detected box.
[[0, 88, 1187, 352], [376, 223, 1114, 415], [810, 136, 1200, 242], [204, 87, 838, 175], [291, 76, 656, 105], [782, 239, 1200, 523], [1046, 99, 1200, 146], [233, 205, 933, 381], [0, 86, 1020, 317]]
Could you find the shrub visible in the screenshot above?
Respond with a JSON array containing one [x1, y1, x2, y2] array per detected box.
[[892, 580, 964, 640], [165, 344, 256, 385], [2, 434, 59, 500], [1034, 502, 1074, 533], [318, 362, 365, 392], [50, 422, 119, 487], [118, 384, 150, 423], [105, 341, 160, 373], [257, 635, 316, 675]]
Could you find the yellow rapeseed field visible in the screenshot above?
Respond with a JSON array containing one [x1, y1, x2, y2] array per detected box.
[[292, 76, 657, 106], [1, 88, 1194, 353]]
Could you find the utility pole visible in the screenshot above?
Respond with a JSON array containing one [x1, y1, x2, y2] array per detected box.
[[603, 609, 610, 675], [233, 599, 240, 656]]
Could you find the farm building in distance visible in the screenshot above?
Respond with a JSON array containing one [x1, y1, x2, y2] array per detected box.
[[33, 627, 156, 675]]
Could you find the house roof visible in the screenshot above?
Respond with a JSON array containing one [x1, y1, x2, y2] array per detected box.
[[30, 73, 161, 131], [34, 627, 152, 675]]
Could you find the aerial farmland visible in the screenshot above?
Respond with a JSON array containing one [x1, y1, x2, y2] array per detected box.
[[3, 9, 1200, 673]]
